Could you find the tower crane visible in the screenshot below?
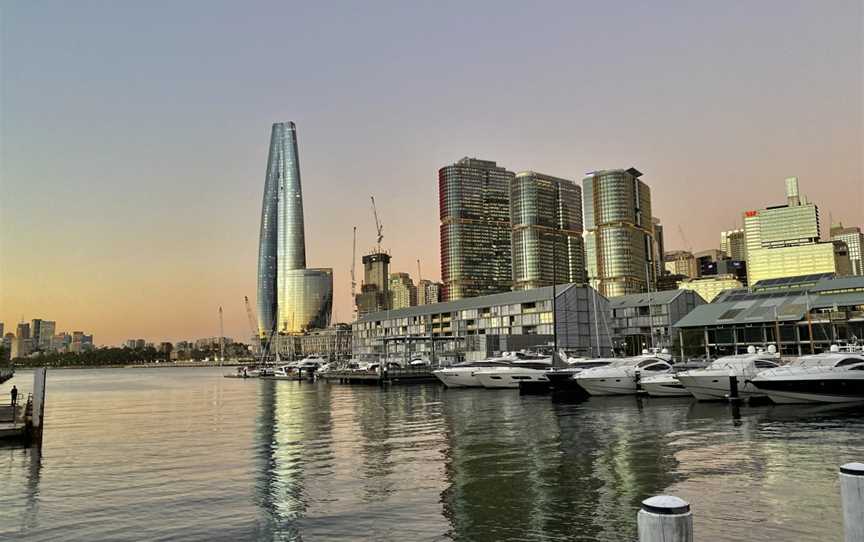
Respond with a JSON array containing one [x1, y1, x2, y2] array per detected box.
[[244, 296, 258, 340], [677, 224, 692, 253], [417, 258, 422, 282], [370, 196, 383, 250]]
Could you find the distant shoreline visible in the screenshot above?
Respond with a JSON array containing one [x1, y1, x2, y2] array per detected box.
[[9, 362, 254, 371]]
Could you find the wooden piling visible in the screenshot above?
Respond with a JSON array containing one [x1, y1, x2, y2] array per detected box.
[[840, 462, 864, 542], [637, 495, 693, 542]]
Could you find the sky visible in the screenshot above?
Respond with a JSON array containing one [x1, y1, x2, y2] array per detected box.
[[1, 1, 862, 346]]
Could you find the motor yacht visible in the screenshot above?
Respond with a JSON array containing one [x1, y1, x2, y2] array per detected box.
[[640, 373, 691, 397], [432, 354, 517, 388], [272, 364, 298, 380], [573, 350, 674, 396], [296, 355, 326, 370], [751, 345, 864, 404], [676, 347, 781, 401], [544, 359, 615, 392], [473, 357, 553, 389]]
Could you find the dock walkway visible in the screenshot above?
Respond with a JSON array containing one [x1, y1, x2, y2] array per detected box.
[[319, 367, 439, 385]]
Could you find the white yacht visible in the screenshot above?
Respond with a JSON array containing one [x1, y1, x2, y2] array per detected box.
[[640, 373, 692, 397], [473, 357, 553, 389], [574, 350, 674, 396], [432, 353, 519, 388], [272, 364, 298, 380], [676, 347, 781, 401], [544, 359, 615, 391], [751, 346, 864, 404], [296, 355, 326, 370]]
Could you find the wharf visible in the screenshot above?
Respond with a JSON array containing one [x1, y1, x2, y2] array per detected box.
[[319, 367, 439, 385]]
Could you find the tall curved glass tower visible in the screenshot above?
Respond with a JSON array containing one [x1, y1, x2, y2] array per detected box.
[[257, 122, 332, 337]]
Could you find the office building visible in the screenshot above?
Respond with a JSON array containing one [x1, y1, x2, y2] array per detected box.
[[510, 171, 585, 290], [694, 249, 726, 277], [664, 250, 698, 278], [720, 229, 746, 261], [353, 284, 612, 362], [355, 252, 391, 316], [583, 167, 657, 297], [439, 158, 514, 301], [38, 320, 56, 349], [257, 122, 333, 336], [389, 272, 417, 309], [675, 274, 864, 357], [417, 280, 443, 305], [831, 223, 864, 276], [608, 290, 705, 356], [743, 177, 849, 284], [2, 333, 12, 360], [677, 274, 743, 302], [653, 218, 665, 280]]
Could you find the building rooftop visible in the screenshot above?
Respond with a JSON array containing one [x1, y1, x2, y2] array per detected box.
[[357, 283, 585, 322], [607, 289, 691, 309], [674, 274, 864, 328]]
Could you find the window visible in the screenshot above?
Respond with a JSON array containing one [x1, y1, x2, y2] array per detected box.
[[642, 363, 668, 372], [754, 360, 779, 369], [836, 358, 864, 367]]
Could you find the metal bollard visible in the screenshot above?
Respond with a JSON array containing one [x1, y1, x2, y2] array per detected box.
[[638, 495, 693, 542], [840, 463, 864, 542]]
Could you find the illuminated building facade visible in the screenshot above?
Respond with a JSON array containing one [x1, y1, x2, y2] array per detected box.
[[743, 177, 849, 285], [257, 122, 333, 336], [439, 158, 514, 301], [677, 274, 743, 302], [510, 171, 585, 290], [583, 168, 657, 297]]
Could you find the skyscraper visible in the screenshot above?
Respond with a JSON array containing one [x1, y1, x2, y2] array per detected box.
[[417, 280, 442, 305], [720, 229, 746, 261], [510, 171, 585, 289], [831, 223, 864, 276], [743, 177, 849, 285], [257, 122, 333, 336], [583, 168, 656, 297], [355, 252, 391, 315], [389, 272, 417, 309], [439, 158, 514, 301]]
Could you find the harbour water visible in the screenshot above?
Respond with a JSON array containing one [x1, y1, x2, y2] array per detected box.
[[0, 368, 861, 541]]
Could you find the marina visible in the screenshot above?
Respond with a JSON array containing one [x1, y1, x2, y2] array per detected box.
[[1, 367, 862, 541]]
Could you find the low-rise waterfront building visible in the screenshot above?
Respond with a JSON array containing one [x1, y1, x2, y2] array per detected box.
[[353, 284, 612, 362], [608, 290, 706, 356], [673, 273, 864, 358], [677, 274, 744, 302]]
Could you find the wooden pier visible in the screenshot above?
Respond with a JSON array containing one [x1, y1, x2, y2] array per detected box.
[[0, 368, 47, 446], [318, 367, 439, 385]]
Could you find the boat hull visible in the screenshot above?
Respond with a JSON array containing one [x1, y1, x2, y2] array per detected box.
[[575, 376, 638, 396], [475, 370, 548, 389], [753, 375, 864, 404], [433, 370, 482, 388], [677, 373, 765, 401], [641, 380, 692, 397]]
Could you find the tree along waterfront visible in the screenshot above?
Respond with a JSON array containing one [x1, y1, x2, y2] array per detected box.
[[8, 343, 249, 368]]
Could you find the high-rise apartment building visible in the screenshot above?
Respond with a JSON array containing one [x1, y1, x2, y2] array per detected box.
[[439, 158, 514, 301], [652, 218, 665, 280], [664, 250, 698, 278], [510, 171, 585, 290], [583, 168, 656, 297], [417, 280, 442, 305], [389, 272, 417, 309], [831, 223, 864, 276], [356, 252, 391, 316], [257, 122, 333, 336], [720, 229, 746, 261], [744, 177, 850, 285]]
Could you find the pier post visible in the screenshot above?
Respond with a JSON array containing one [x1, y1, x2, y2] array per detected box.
[[840, 463, 864, 542], [637, 495, 693, 542], [728, 375, 740, 402]]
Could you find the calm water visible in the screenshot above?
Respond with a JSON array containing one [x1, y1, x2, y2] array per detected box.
[[0, 368, 861, 541]]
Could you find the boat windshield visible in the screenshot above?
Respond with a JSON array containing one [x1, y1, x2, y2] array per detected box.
[[570, 361, 612, 369]]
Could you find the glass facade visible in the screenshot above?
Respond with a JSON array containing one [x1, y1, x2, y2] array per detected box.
[[257, 122, 333, 336], [583, 168, 656, 298], [511, 172, 585, 289], [439, 158, 514, 300], [743, 180, 847, 285]]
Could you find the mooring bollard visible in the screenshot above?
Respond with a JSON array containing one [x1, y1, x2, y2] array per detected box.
[[637, 495, 693, 542], [840, 463, 864, 542]]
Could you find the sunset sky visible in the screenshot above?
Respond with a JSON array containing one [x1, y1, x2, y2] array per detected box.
[[1, 1, 862, 346]]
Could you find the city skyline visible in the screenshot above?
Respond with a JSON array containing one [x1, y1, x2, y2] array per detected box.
[[2, 1, 862, 345]]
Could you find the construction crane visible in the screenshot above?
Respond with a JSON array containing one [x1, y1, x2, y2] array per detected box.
[[244, 296, 258, 340], [370, 196, 383, 250], [677, 224, 692, 253], [218, 306, 225, 364], [417, 258, 422, 282]]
